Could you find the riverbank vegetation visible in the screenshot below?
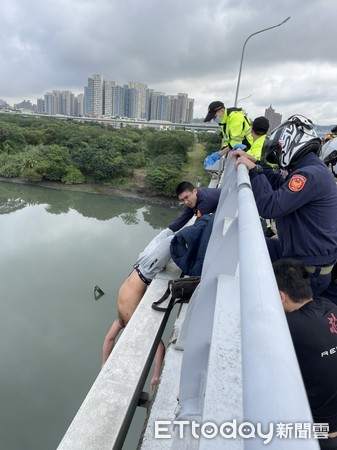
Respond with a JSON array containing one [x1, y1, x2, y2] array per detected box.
[[0, 114, 221, 196]]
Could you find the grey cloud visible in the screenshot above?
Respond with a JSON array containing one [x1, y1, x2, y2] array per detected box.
[[1, 0, 337, 124]]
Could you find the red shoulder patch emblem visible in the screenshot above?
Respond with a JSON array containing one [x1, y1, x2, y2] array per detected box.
[[288, 174, 307, 192]]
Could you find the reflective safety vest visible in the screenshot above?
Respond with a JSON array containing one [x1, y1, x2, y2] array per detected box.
[[248, 134, 276, 168], [219, 107, 253, 149], [247, 134, 266, 160]]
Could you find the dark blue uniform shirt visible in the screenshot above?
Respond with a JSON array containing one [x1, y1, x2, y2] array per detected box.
[[250, 152, 337, 266], [169, 187, 221, 233]]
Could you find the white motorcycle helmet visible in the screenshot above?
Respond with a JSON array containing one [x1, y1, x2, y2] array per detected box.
[[262, 115, 321, 169], [320, 137, 337, 165]]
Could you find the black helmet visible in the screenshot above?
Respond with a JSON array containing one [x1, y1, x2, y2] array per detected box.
[[261, 115, 321, 169]]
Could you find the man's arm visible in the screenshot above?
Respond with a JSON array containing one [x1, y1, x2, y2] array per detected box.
[[169, 207, 194, 232], [233, 150, 284, 189], [251, 171, 318, 218], [234, 154, 319, 219], [102, 318, 124, 367]]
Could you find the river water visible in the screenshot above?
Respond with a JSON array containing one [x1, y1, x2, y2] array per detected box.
[[0, 181, 180, 450]]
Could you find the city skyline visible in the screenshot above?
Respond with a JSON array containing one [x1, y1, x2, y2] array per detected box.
[[2, 86, 333, 127], [23, 74, 194, 123], [2, 1, 337, 125]]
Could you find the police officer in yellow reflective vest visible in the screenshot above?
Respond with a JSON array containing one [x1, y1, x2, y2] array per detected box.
[[203, 101, 253, 166], [247, 116, 269, 160], [230, 116, 277, 171]]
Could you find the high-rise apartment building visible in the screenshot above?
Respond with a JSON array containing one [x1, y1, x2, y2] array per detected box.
[[86, 78, 94, 116], [103, 80, 115, 116], [44, 90, 75, 115], [36, 75, 194, 121], [127, 87, 138, 118], [36, 98, 45, 113], [145, 89, 154, 120], [61, 91, 74, 116], [74, 94, 84, 116], [187, 98, 194, 123], [166, 93, 191, 123], [85, 74, 103, 116], [167, 95, 178, 123], [150, 92, 168, 121], [265, 105, 282, 131], [146, 89, 193, 122], [128, 81, 147, 119], [177, 93, 189, 124], [44, 91, 59, 115], [113, 84, 126, 116]]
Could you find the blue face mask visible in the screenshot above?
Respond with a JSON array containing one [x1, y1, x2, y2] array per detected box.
[[214, 117, 222, 124]]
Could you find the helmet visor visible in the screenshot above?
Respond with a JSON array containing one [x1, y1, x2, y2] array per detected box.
[[261, 137, 280, 165]]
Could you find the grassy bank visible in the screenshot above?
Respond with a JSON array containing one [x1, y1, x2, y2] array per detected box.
[[116, 140, 210, 195], [182, 141, 211, 187]]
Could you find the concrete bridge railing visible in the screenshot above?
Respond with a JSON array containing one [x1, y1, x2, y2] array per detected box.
[[57, 261, 181, 450], [58, 157, 319, 450]]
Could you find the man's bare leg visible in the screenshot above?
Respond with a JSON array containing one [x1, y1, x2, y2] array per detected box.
[[102, 269, 166, 389], [151, 340, 165, 390], [101, 270, 148, 366], [102, 318, 124, 367]]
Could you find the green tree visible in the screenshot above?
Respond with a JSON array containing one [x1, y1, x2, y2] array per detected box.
[[35, 145, 72, 180], [71, 145, 130, 182], [146, 131, 194, 161], [199, 131, 222, 155], [20, 167, 43, 181], [145, 166, 180, 196], [0, 153, 21, 177], [21, 128, 44, 146], [0, 122, 26, 152], [61, 166, 85, 184], [0, 115, 204, 188]]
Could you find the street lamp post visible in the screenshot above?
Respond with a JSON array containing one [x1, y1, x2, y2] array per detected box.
[[237, 94, 252, 105], [234, 16, 290, 107]]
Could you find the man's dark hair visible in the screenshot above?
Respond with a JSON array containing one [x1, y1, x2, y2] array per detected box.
[[176, 181, 195, 197], [253, 129, 266, 137], [273, 259, 313, 302]]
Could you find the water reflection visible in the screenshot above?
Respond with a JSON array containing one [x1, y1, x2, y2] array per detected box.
[[0, 181, 180, 228], [0, 181, 179, 450]]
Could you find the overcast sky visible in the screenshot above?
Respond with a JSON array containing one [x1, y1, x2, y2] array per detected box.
[[1, 0, 337, 125]]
